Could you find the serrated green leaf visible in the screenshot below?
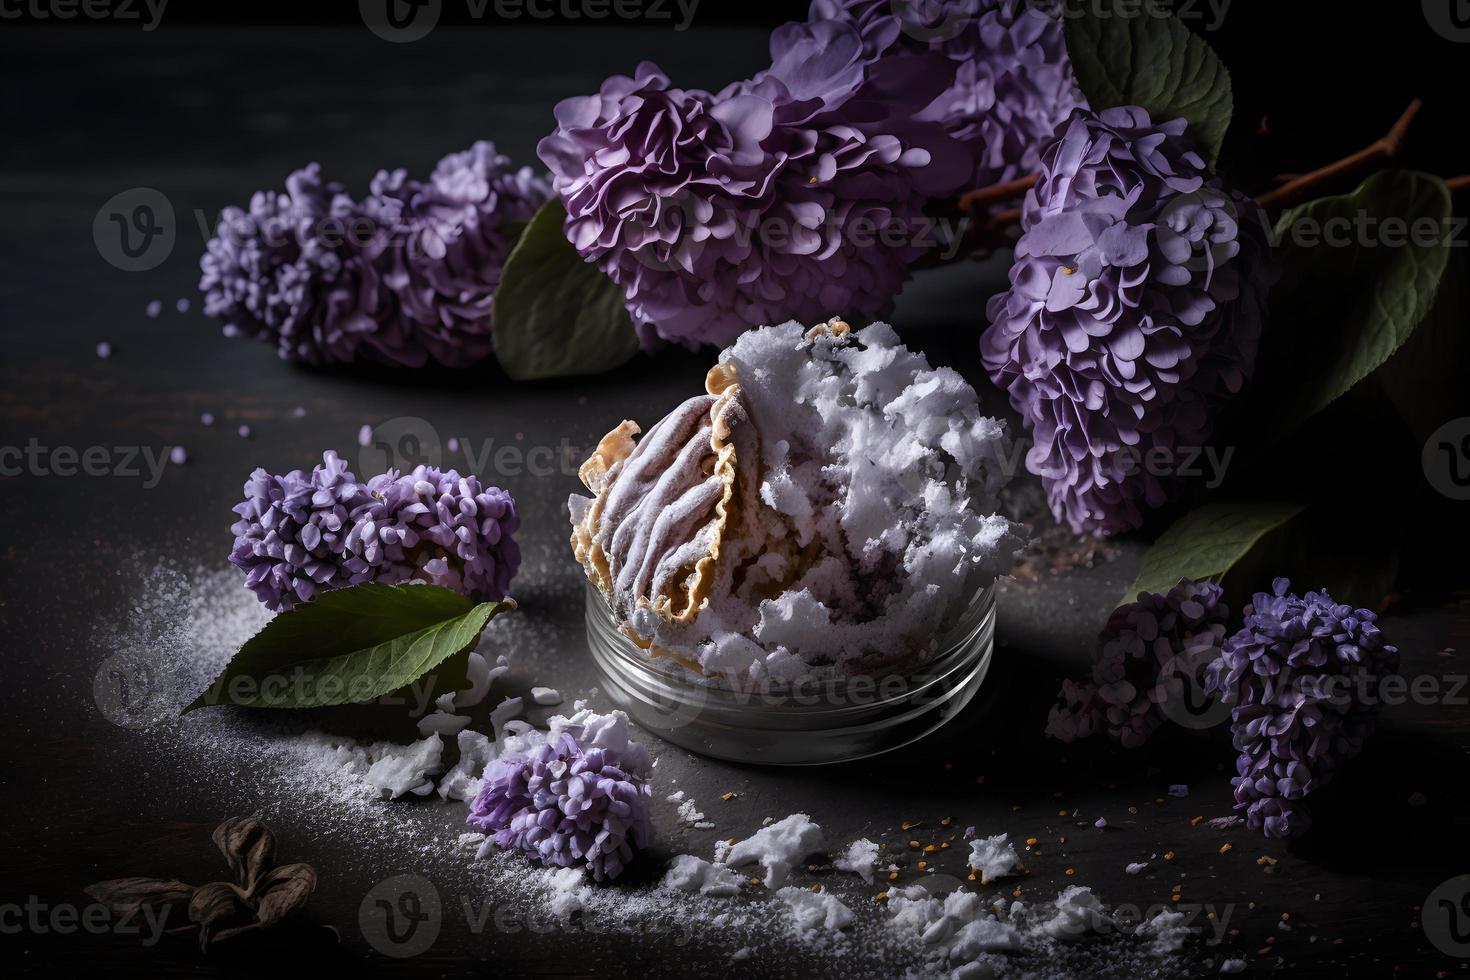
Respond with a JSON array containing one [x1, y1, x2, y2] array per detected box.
[[1253, 170, 1453, 439], [1125, 501, 1304, 603], [492, 197, 641, 381], [184, 583, 512, 712], [1063, 0, 1233, 165]]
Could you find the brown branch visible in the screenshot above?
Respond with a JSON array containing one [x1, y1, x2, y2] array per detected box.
[[959, 174, 1038, 216], [1255, 99, 1422, 210], [1446, 175, 1470, 193]]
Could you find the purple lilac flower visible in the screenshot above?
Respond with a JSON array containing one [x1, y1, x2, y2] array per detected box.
[[537, 24, 972, 350], [343, 466, 521, 602], [200, 144, 549, 368], [1205, 579, 1399, 839], [229, 452, 520, 610], [1046, 578, 1230, 747], [982, 106, 1274, 536], [229, 451, 369, 610], [467, 729, 652, 881], [809, 0, 1082, 189]]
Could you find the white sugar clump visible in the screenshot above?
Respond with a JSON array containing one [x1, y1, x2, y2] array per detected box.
[[777, 886, 853, 937], [437, 729, 496, 802], [725, 813, 823, 889], [570, 320, 1025, 684], [531, 686, 563, 705], [660, 855, 744, 898], [967, 835, 1022, 884], [353, 734, 443, 799], [545, 866, 591, 918], [886, 885, 1021, 961], [833, 838, 880, 883], [1030, 886, 1112, 942], [1125, 862, 1149, 876], [1136, 908, 1191, 955]]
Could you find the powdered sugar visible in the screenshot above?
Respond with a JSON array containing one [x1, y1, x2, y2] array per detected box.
[[725, 813, 824, 889]]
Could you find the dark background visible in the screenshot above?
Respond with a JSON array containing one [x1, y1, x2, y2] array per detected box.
[[2, 2, 1469, 977]]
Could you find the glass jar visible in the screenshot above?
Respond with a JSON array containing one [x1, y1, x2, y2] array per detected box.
[[584, 583, 996, 766]]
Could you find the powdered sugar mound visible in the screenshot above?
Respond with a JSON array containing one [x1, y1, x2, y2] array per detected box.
[[833, 838, 880, 884], [545, 866, 591, 918], [777, 886, 853, 938], [725, 813, 823, 889], [661, 855, 744, 898], [887, 885, 1022, 959], [967, 834, 1022, 884]]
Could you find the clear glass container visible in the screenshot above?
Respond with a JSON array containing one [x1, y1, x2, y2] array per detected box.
[[585, 583, 996, 766]]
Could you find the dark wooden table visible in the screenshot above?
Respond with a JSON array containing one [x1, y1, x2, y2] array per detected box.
[[2, 20, 1468, 980]]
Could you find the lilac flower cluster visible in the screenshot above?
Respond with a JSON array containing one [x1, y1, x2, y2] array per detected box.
[[1047, 578, 1230, 747], [1205, 579, 1399, 839], [537, 24, 973, 349], [811, 0, 1082, 189], [467, 731, 652, 881], [982, 106, 1274, 536], [229, 451, 520, 611], [200, 142, 549, 368]]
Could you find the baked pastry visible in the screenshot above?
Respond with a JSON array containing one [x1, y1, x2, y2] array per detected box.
[[570, 319, 1024, 683]]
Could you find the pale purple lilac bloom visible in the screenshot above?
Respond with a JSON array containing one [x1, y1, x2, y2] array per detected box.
[[1205, 579, 1399, 839], [467, 731, 652, 882], [982, 106, 1274, 536], [200, 143, 550, 367], [229, 450, 520, 611]]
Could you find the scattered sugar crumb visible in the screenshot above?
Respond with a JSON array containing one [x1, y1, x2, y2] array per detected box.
[[1125, 862, 1149, 876], [833, 838, 880, 884], [661, 855, 743, 898], [531, 686, 563, 706], [726, 813, 823, 889], [777, 886, 853, 938], [968, 835, 1021, 884]]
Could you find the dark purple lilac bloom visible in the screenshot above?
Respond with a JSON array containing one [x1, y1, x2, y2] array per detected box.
[[229, 453, 520, 610], [343, 466, 521, 602], [229, 451, 370, 610], [1205, 579, 1399, 839], [810, 0, 1082, 189], [982, 106, 1274, 536], [537, 22, 972, 349], [1047, 578, 1230, 747], [467, 732, 652, 882], [200, 143, 549, 368]]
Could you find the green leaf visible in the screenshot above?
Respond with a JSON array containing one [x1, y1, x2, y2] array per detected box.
[[1125, 501, 1304, 603], [492, 197, 641, 381], [1374, 249, 1470, 445], [184, 583, 513, 712], [1251, 170, 1453, 438], [1062, 0, 1233, 165]]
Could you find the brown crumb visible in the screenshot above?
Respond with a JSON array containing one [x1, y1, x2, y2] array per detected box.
[[1219, 843, 1233, 855], [1163, 851, 1176, 861]]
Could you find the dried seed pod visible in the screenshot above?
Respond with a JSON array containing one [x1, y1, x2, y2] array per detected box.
[[213, 816, 276, 894], [83, 877, 196, 929], [188, 881, 252, 951]]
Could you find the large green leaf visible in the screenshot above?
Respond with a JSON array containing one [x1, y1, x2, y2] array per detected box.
[[184, 584, 513, 712], [1063, 0, 1233, 165], [1251, 170, 1453, 439], [492, 197, 640, 381], [1125, 501, 1304, 603]]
